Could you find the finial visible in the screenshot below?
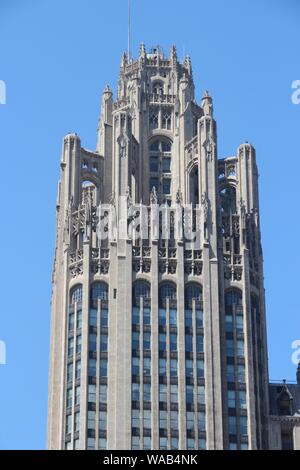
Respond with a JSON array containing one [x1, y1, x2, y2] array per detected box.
[[170, 45, 177, 62], [121, 51, 127, 69], [201, 90, 213, 116], [103, 84, 112, 94], [139, 42, 146, 58]]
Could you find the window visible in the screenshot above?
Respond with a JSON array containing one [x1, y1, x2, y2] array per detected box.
[[100, 384, 107, 403], [186, 411, 194, 431], [75, 385, 80, 406], [87, 438, 95, 450], [71, 285, 82, 304], [159, 358, 166, 376], [132, 331, 140, 350], [101, 309, 108, 327], [100, 334, 108, 352], [197, 385, 205, 405], [185, 309, 192, 327], [228, 390, 236, 408], [91, 282, 108, 301], [226, 364, 235, 383], [162, 110, 171, 130], [68, 312, 75, 331], [186, 359, 193, 378], [162, 178, 171, 195], [237, 364, 245, 383], [144, 383, 151, 402], [162, 157, 171, 173], [75, 360, 81, 379], [159, 437, 168, 450], [76, 335, 82, 354], [132, 410, 140, 428], [170, 309, 177, 326], [228, 416, 237, 434], [88, 411, 96, 430], [226, 339, 234, 358], [68, 338, 74, 357], [159, 333, 166, 352], [171, 384, 178, 403], [197, 359, 204, 378], [99, 438, 106, 450], [143, 357, 151, 376], [196, 335, 204, 353], [89, 333, 97, 352], [186, 385, 194, 405], [132, 383, 140, 402], [143, 332, 151, 351], [76, 310, 82, 329], [144, 436, 151, 450], [198, 411, 206, 432], [88, 384, 96, 403], [132, 436, 140, 450], [66, 414, 72, 434], [159, 309, 166, 326], [150, 177, 159, 192], [74, 412, 80, 432], [170, 334, 177, 351], [185, 284, 203, 309], [236, 340, 244, 358], [100, 359, 108, 377], [239, 390, 247, 410], [144, 410, 151, 429], [185, 334, 193, 353], [132, 357, 139, 376], [66, 388, 72, 408], [159, 384, 167, 403], [239, 416, 248, 436], [89, 309, 97, 327], [150, 109, 159, 129], [159, 410, 167, 429], [89, 359, 96, 378], [67, 363, 73, 383], [153, 81, 164, 94], [171, 411, 178, 430], [170, 359, 177, 377], [133, 281, 150, 307], [150, 155, 159, 172], [144, 308, 151, 326], [99, 411, 107, 431]]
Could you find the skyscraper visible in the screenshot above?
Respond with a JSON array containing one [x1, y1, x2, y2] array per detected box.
[[48, 44, 275, 450]]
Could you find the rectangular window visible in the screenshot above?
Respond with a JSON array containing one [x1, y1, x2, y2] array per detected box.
[[185, 309, 193, 327], [186, 359, 193, 378], [199, 438, 206, 450], [68, 337, 74, 357], [226, 364, 235, 382], [66, 414, 72, 434], [143, 308, 151, 326], [88, 410, 96, 430], [132, 383, 140, 402], [227, 390, 236, 408], [144, 436, 151, 450], [144, 383, 151, 402], [237, 365, 245, 383], [89, 309, 97, 327], [225, 314, 233, 332], [159, 333, 166, 351], [76, 310, 82, 329], [186, 384, 194, 405], [159, 437, 168, 450], [185, 334, 193, 352], [132, 331, 140, 350], [170, 334, 177, 351], [159, 410, 167, 430], [143, 332, 151, 351], [99, 411, 107, 431], [197, 359, 204, 378], [66, 388, 73, 408], [159, 309, 166, 326], [75, 385, 80, 406], [159, 358, 166, 376], [150, 156, 159, 172], [132, 409, 140, 428], [162, 178, 171, 195], [68, 313, 75, 331], [100, 334, 108, 352], [132, 357, 139, 376], [196, 309, 203, 328], [239, 390, 247, 410], [170, 411, 178, 430], [143, 410, 151, 430], [132, 307, 140, 325], [169, 309, 177, 326], [162, 158, 171, 173], [143, 357, 151, 376], [99, 384, 107, 404], [170, 359, 177, 377], [89, 358, 96, 378], [100, 359, 108, 378], [101, 309, 108, 327], [186, 411, 194, 431], [132, 436, 140, 450], [187, 438, 195, 450], [74, 412, 80, 432], [228, 416, 237, 434], [87, 438, 95, 450], [159, 384, 167, 403], [236, 315, 243, 333], [99, 438, 106, 450], [89, 333, 97, 352], [237, 340, 244, 358], [198, 412, 206, 432], [226, 339, 234, 357], [88, 384, 96, 403], [171, 438, 178, 450], [197, 385, 205, 405], [75, 360, 81, 380], [76, 335, 82, 354], [170, 384, 178, 403], [196, 335, 204, 353], [239, 416, 248, 436]]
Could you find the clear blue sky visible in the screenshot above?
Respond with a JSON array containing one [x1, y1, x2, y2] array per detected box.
[[0, 0, 299, 450]]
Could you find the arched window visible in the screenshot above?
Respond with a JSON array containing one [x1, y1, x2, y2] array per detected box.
[[189, 165, 199, 205], [90, 282, 108, 301], [277, 388, 293, 416], [133, 281, 151, 307], [185, 283, 203, 309], [159, 283, 177, 308], [225, 289, 243, 312], [153, 81, 164, 95], [149, 139, 172, 201], [220, 186, 237, 214], [70, 285, 83, 304]]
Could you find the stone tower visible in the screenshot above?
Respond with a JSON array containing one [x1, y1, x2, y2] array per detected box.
[[47, 45, 270, 450]]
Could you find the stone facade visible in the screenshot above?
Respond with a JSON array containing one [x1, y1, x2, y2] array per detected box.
[[48, 45, 275, 450]]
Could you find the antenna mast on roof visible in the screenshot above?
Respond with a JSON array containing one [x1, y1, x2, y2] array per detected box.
[[128, 0, 131, 61]]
